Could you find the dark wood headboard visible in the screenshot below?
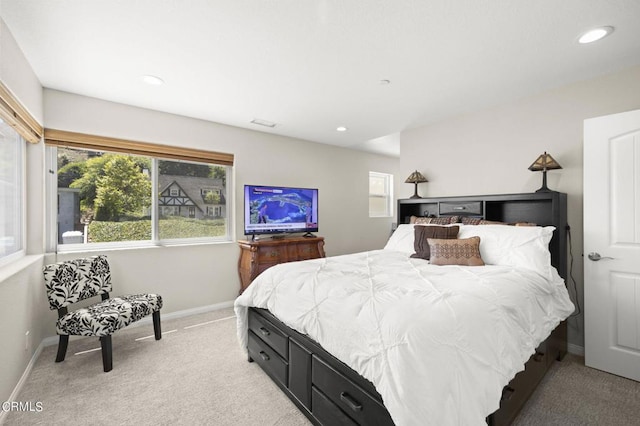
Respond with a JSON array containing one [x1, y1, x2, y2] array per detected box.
[[397, 192, 568, 279]]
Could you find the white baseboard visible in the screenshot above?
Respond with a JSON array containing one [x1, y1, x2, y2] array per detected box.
[[0, 339, 46, 425], [567, 343, 585, 356], [128, 300, 236, 328], [1, 300, 236, 425]]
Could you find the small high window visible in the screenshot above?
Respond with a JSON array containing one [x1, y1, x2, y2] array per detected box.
[[369, 171, 393, 218]]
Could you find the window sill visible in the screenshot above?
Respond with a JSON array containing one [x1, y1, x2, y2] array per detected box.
[[54, 238, 235, 254], [0, 253, 43, 283]]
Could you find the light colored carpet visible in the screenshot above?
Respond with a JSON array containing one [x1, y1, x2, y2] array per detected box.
[[4, 308, 640, 425], [4, 308, 309, 426]]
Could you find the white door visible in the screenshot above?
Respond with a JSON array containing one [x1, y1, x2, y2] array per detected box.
[[584, 108, 640, 381]]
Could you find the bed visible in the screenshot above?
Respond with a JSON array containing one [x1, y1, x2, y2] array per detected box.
[[235, 192, 574, 426]]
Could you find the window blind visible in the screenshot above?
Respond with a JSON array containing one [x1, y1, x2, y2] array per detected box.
[[0, 81, 43, 143], [44, 128, 234, 166]]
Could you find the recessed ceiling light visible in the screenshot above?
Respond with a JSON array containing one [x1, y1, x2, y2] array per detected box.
[[336, 126, 348, 132], [141, 75, 164, 85], [251, 118, 277, 128], [578, 26, 614, 44]]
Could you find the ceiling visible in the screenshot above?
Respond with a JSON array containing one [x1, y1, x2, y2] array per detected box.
[[2, 1, 640, 157]]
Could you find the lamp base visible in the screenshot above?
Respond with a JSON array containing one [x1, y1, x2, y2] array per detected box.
[[534, 170, 558, 193], [535, 187, 557, 193], [409, 182, 423, 199]]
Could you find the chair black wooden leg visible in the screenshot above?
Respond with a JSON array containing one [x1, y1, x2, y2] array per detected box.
[[152, 310, 162, 340], [100, 335, 113, 372], [55, 335, 69, 362]]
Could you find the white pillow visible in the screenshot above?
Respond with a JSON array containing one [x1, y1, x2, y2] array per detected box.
[[383, 224, 416, 254], [457, 224, 555, 279]]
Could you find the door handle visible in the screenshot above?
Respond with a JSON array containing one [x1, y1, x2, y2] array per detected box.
[[587, 252, 614, 261]]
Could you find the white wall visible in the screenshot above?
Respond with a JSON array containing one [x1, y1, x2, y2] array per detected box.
[[0, 18, 48, 408], [399, 64, 640, 349]]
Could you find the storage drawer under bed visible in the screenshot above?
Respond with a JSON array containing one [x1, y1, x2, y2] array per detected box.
[[248, 308, 289, 360], [248, 330, 288, 388], [312, 355, 393, 426], [490, 341, 549, 426], [312, 385, 358, 426]]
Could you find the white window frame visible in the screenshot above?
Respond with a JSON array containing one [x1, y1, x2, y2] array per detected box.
[[0, 125, 25, 267], [368, 171, 393, 218], [46, 146, 233, 252]]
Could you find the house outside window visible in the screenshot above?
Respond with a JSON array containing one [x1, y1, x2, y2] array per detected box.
[[369, 171, 393, 218], [51, 146, 231, 248], [0, 119, 24, 262]]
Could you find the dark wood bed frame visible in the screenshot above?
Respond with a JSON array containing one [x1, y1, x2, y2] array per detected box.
[[246, 192, 568, 425]]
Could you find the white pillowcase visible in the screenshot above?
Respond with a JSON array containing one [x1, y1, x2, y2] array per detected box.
[[457, 224, 555, 279], [383, 224, 416, 254]]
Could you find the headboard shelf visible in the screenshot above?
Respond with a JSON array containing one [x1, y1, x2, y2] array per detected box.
[[397, 192, 568, 279]]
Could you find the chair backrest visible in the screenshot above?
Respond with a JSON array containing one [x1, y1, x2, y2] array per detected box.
[[43, 255, 112, 310]]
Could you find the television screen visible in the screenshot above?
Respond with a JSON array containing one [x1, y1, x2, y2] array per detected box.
[[244, 185, 318, 236]]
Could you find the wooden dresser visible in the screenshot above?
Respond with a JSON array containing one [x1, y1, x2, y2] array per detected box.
[[237, 236, 325, 294]]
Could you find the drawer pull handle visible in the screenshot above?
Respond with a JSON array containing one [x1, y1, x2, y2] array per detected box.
[[259, 327, 271, 337], [533, 351, 545, 362], [453, 206, 466, 210], [259, 351, 270, 361], [501, 386, 515, 402], [340, 392, 363, 412]]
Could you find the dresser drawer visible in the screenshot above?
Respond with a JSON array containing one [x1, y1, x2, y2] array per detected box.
[[248, 331, 288, 388], [257, 246, 286, 262], [439, 201, 482, 215], [294, 243, 320, 260], [248, 309, 289, 360], [312, 356, 392, 426], [312, 386, 358, 426]]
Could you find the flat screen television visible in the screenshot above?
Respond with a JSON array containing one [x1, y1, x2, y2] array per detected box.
[[244, 184, 319, 237]]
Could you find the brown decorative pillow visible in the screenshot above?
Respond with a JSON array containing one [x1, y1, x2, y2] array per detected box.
[[461, 217, 507, 225], [460, 217, 538, 226], [428, 236, 485, 266], [410, 215, 460, 225], [410, 225, 459, 260]]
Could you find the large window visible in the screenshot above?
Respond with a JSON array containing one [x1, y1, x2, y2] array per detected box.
[[0, 118, 23, 261], [51, 146, 231, 249], [369, 171, 393, 218]]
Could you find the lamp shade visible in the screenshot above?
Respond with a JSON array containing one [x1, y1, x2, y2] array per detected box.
[[404, 170, 428, 184], [528, 152, 562, 171]]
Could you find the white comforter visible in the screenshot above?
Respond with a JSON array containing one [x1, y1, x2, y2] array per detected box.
[[235, 249, 574, 426]]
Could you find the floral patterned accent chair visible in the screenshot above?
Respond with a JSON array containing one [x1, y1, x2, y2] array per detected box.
[[43, 255, 163, 372]]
